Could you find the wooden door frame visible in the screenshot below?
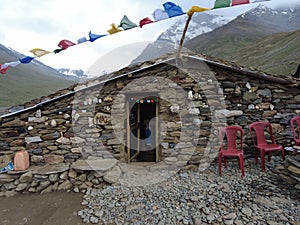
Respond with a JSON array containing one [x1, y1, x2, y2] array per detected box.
[[126, 93, 160, 163]]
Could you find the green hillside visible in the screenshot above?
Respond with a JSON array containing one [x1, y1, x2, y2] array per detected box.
[[185, 24, 300, 75], [186, 28, 300, 76], [185, 6, 300, 77], [0, 45, 77, 108], [229, 30, 300, 76]]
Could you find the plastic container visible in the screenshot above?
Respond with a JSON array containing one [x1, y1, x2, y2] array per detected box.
[[13, 150, 29, 171]]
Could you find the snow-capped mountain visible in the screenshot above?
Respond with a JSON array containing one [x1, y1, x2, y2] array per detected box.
[[239, 5, 300, 32], [159, 13, 234, 45], [184, 5, 300, 76], [131, 12, 234, 64], [57, 68, 87, 78], [132, 4, 300, 66]]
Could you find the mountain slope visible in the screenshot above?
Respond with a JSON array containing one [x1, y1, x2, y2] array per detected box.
[[0, 44, 78, 108], [185, 6, 300, 76], [229, 30, 300, 75], [131, 12, 233, 65]]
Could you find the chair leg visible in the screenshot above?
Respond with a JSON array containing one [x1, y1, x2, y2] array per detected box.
[[224, 158, 228, 168], [281, 148, 285, 161], [240, 156, 245, 177], [261, 150, 266, 172]]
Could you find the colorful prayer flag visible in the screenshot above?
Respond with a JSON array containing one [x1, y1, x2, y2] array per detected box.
[[152, 9, 169, 21], [88, 31, 107, 42], [231, 0, 250, 6], [58, 39, 76, 50], [213, 0, 231, 8], [139, 17, 154, 28], [0, 61, 20, 74], [119, 15, 138, 30], [187, 6, 210, 16], [0, 65, 10, 74], [53, 48, 64, 54], [19, 56, 35, 64], [29, 48, 51, 57], [1, 61, 20, 68], [107, 23, 122, 35], [1, 1, 265, 77], [163, 2, 184, 18], [77, 37, 88, 44]]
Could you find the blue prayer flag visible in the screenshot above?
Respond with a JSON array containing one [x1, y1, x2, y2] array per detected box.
[[163, 2, 184, 18], [77, 37, 88, 44], [19, 56, 35, 64], [89, 31, 107, 42]]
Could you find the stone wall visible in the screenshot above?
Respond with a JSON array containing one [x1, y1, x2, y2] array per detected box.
[[0, 159, 121, 197], [272, 153, 300, 190], [0, 57, 299, 195], [213, 65, 300, 148]]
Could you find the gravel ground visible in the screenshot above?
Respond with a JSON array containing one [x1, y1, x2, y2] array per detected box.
[[78, 157, 300, 225]]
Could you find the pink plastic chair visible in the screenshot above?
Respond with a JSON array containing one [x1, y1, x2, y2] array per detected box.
[[219, 125, 245, 177], [290, 116, 300, 146], [249, 121, 285, 172]]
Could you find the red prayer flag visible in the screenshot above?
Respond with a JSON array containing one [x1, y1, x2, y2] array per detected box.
[[139, 17, 154, 28], [0, 65, 10, 74], [231, 0, 250, 6], [58, 39, 76, 50]]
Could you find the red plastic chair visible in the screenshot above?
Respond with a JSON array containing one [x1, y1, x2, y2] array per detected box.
[[290, 116, 300, 146], [218, 125, 245, 177], [249, 121, 285, 172]]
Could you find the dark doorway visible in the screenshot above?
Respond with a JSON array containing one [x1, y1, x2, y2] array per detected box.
[[126, 94, 159, 163]]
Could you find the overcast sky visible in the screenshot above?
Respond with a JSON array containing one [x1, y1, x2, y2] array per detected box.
[[0, 0, 299, 75]]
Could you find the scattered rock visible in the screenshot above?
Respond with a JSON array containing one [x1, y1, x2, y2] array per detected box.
[[103, 166, 121, 184]]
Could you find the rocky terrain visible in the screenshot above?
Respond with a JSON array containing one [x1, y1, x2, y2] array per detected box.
[[78, 156, 300, 225]]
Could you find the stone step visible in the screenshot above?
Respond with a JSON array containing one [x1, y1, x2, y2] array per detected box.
[[71, 159, 117, 172]]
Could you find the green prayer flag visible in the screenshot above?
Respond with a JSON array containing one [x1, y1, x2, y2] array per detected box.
[[119, 15, 137, 30], [213, 0, 231, 8]]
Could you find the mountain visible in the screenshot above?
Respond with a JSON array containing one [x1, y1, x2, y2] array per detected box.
[[0, 44, 78, 109], [226, 30, 300, 76], [57, 68, 88, 78], [131, 12, 234, 65], [185, 5, 300, 76]]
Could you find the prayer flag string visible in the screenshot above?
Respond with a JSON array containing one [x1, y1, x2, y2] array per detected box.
[[0, 0, 270, 74]]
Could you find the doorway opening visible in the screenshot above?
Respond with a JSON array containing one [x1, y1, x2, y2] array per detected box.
[[126, 94, 160, 163]]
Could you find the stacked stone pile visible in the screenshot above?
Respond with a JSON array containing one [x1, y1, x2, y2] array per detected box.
[[0, 159, 122, 197], [272, 152, 300, 190]]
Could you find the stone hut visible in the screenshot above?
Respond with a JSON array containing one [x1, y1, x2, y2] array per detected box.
[[0, 54, 299, 194]]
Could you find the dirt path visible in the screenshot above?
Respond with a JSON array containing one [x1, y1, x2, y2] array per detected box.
[[0, 191, 87, 225]]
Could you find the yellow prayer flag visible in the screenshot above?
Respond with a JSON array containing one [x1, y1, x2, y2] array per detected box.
[[187, 6, 210, 16], [29, 48, 51, 57], [107, 23, 123, 35]]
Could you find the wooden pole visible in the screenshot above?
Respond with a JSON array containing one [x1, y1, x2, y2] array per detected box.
[[176, 13, 193, 60]]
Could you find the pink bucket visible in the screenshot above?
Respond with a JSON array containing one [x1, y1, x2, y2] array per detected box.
[[14, 150, 29, 171]]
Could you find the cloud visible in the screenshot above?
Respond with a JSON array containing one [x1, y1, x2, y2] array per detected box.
[[269, 0, 300, 8], [1, 0, 298, 71], [0, 32, 5, 42]]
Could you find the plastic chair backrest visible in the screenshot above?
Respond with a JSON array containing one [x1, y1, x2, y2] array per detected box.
[[290, 116, 300, 141], [219, 125, 243, 151], [249, 121, 274, 146]]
